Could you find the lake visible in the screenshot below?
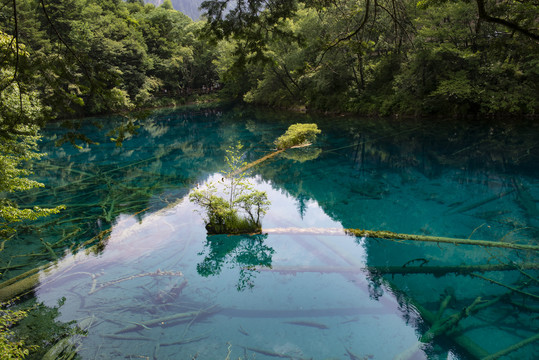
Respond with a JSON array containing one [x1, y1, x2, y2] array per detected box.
[[1, 105, 538, 359]]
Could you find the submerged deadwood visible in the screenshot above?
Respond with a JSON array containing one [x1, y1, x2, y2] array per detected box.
[[114, 305, 218, 334], [345, 229, 539, 251], [263, 227, 538, 251], [255, 263, 539, 276]]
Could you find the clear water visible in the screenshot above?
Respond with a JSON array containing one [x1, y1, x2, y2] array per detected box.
[[2, 105, 538, 359]]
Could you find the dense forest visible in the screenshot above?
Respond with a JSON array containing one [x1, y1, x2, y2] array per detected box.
[[1, 0, 537, 124], [201, 0, 538, 116]]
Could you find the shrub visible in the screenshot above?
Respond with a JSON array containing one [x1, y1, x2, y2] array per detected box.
[[0, 303, 32, 359], [190, 142, 270, 234], [274, 123, 321, 149]]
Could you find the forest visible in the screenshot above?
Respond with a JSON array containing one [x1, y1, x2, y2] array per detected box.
[[0, 0, 538, 358]]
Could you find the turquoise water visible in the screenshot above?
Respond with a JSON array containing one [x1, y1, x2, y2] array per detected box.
[[2, 106, 538, 359]]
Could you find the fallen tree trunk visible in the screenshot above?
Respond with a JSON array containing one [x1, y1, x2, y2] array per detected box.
[[262, 227, 539, 251], [0, 272, 41, 302], [345, 228, 539, 252], [230, 149, 285, 177]]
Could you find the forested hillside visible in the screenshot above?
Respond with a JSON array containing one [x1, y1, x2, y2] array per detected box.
[[201, 0, 539, 116], [1, 0, 218, 121], [1, 0, 537, 123]]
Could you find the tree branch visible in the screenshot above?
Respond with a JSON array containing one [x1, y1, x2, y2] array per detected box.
[[476, 0, 539, 41]]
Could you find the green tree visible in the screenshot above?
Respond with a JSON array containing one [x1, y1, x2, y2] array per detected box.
[[203, 0, 538, 115], [0, 31, 64, 239], [190, 142, 270, 234], [160, 0, 174, 10]]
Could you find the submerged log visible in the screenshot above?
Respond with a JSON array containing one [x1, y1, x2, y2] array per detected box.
[[421, 297, 484, 343], [482, 332, 539, 360], [0, 265, 52, 302], [370, 263, 539, 276], [446, 189, 515, 214], [114, 305, 218, 334], [255, 263, 539, 276], [396, 296, 490, 360], [263, 227, 539, 251], [0, 272, 41, 302], [89, 269, 183, 294]]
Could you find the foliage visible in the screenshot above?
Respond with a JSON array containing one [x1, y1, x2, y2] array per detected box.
[[189, 142, 270, 234], [0, 32, 64, 239], [274, 123, 321, 149], [7, 298, 84, 360], [0, 0, 220, 119], [0, 129, 65, 238], [0, 302, 33, 359], [202, 0, 539, 116]]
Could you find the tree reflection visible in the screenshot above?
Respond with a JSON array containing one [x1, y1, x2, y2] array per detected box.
[[196, 233, 274, 291]]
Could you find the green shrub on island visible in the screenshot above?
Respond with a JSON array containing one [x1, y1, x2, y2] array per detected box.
[[274, 123, 321, 149], [189, 142, 270, 234]]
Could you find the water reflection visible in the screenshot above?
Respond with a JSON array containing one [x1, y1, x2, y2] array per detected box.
[[196, 234, 273, 291]]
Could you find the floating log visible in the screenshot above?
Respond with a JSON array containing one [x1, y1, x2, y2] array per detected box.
[[230, 149, 285, 177], [345, 229, 539, 251], [41, 337, 77, 360], [264, 227, 346, 236], [0, 272, 41, 302], [263, 227, 539, 251], [0, 266, 44, 290]]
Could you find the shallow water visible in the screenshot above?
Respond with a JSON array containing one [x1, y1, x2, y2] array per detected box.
[[2, 106, 538, 359]]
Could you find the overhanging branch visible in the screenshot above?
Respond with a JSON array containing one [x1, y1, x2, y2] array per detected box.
[[476, 0, 539, 41]]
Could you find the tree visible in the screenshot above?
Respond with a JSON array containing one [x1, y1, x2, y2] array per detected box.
[[475, 0, 538, 41], [189, 142, 270, 234], [0, 31, 64, 239], [203, 0, 538, 115], [160, 0, 174, 10]]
